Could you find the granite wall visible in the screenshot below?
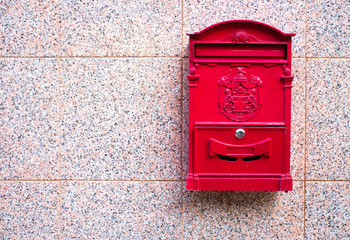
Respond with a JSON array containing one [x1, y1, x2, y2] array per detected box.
[[0, 0, 349, 239]]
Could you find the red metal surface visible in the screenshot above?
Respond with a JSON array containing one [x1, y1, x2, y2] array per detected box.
[[186, 20, 294, 191]]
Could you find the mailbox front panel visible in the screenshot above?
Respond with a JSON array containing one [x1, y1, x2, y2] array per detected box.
[[186, 20, 294, 191], [194, 64, 285, 124]]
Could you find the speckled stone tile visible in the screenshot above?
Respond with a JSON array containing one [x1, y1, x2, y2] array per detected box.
[[183, 0, 305, 57], [0, 181, 59, 239], [306, 0, 350, 57], [199, 191, 234, 240], [61, 181, 182, 239], [60, 58, 182, 180], [183, 181, 304, 239], [305, 182, 350, 240], [306, 59, 350, 180], [182, 184, 201, 239], [0, 0, 58, 56], [0, 59, 59, 179], [58, 0, 181, 57], [291, 59, 306, 180]]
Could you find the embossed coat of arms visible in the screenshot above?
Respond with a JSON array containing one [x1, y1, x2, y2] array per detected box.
[[218, 65, 262, 121]]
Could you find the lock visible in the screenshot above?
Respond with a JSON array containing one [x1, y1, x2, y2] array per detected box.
[[235, 129, 245, 139]]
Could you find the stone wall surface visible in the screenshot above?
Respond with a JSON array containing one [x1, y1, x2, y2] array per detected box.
[[0, 0, 349, 239]]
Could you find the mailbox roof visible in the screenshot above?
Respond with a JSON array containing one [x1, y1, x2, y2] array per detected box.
[[187, 19, 295, 39]]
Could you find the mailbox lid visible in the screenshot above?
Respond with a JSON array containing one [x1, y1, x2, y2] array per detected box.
[[194, 126, 286, 175], [188, 20, 294, 64]]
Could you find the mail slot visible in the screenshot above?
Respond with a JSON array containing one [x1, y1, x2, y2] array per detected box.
[[186, 20, 294, 191]]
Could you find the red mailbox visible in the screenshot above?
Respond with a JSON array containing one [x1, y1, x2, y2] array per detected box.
[[186, 20, 295, 191]]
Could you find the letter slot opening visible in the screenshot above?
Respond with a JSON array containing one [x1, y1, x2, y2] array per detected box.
[[193, 43, 288, 63], [218, 155, 237, 161], [243, 155, 262, 161]]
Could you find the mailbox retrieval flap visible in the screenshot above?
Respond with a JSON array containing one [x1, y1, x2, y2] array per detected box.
[[186, 20, 294, 191]]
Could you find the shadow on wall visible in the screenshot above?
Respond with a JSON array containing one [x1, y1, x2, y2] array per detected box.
[[198, 190, 279, 208]]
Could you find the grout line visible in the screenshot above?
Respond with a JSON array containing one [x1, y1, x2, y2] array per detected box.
[[180, 0, 185, 238], [303, 180, 307, 240], [180, 58, 184, 182], [0, 56, 183, 59], [1, 56, 349, 59], [303, 1, 307, 238], [180, 57, 185, 240], [0, 179, 187, 182], [180, 179, 185, 240], [2, 179, 348, 182]]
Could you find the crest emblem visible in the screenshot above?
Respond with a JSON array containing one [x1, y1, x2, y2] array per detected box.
[[218, 65, 262, 121]]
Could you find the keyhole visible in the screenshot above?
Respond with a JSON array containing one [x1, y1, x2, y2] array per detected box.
[[235, 129, 245, 139]]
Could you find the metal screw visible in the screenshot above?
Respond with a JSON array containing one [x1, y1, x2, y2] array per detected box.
[[235, 128, 245, 139]]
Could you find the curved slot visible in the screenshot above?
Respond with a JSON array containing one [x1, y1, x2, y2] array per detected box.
[[243, 155, 261, 161], [218, 155, 237, 161], [208, 138, 271, 158], [195, 43, 287, 59]]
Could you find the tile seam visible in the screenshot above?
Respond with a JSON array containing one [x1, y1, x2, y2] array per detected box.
[[0, 179, 186, 182], [180, 59, 184, 182], [180, 0, 185, 238], [303, 1, 307, 239], [2, 179, 349, 182], [180, 56, 185, 240], [180, 180, 185, 240], [0, 56, 184, 59], [1, 56, 349, 59]]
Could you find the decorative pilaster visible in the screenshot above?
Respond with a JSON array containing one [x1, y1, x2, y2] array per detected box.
[[188, 63, 200, 87], [281, 64, 294, 191]]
